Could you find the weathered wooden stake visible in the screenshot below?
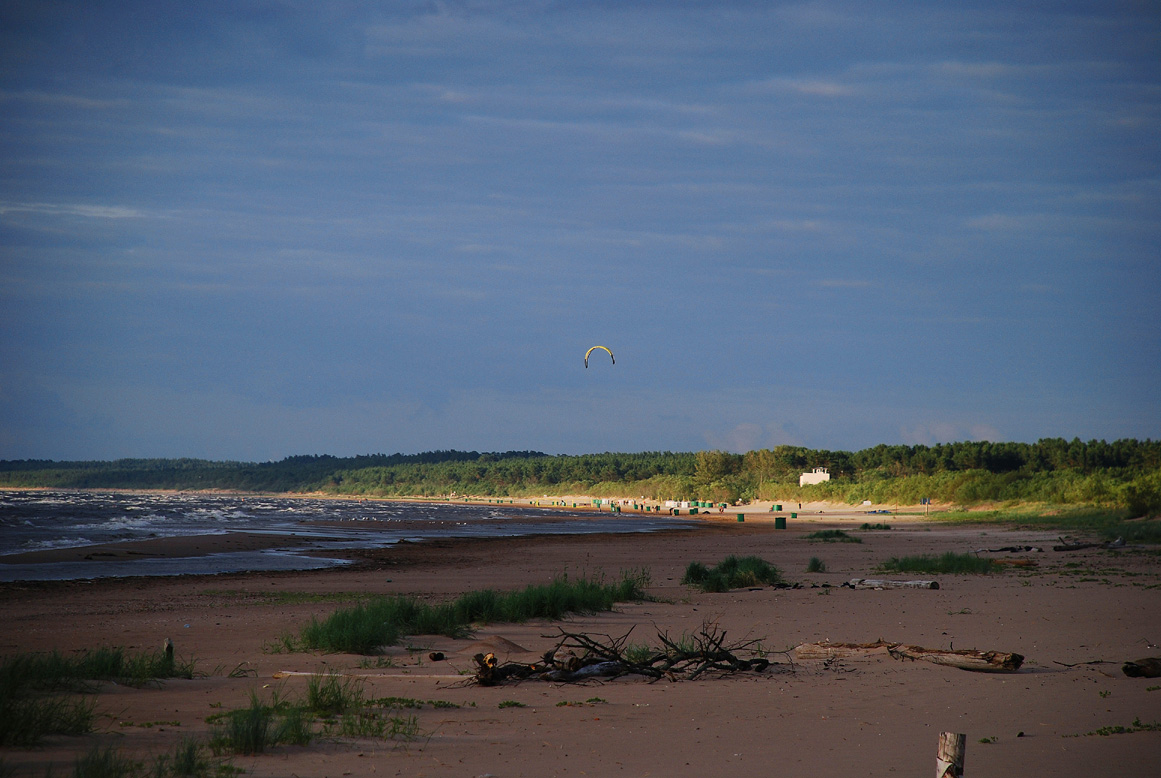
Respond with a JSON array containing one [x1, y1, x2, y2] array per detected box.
[[936, 731, 966, 778]]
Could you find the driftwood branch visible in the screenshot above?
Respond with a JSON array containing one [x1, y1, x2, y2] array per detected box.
[[974, 545, 1043, 553], [1053, 536, 1126, 552]]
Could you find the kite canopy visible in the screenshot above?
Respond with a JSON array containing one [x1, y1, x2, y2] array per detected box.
[[584, 345, 615, 368]]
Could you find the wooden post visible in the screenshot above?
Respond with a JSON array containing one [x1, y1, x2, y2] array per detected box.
[[936, 732, 965, 778]]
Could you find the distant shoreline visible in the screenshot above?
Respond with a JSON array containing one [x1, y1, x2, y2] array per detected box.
[[0, 484, 933, 517]]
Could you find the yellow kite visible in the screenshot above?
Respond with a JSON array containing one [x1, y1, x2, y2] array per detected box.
[[584, 346, 615, 368]]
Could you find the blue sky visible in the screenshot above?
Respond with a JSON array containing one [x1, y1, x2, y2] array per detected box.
[[2, 1, 1158, 461]]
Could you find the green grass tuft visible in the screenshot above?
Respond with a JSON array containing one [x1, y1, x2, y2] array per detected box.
[[371, 696, 459, 709], [0, 694, 96, 747], [326, 710, 420, 740], [805, 530, 861, 543], [74, 744, 142, 778], [806, 556, 827, 573], [681, 555, 783, 592], [0, 646, 195, 697], [624, 643, 656, 664], [209, 688, 314, 755], [36, 739, 234, 778], [151, 737, 227, 778], [0, 646, 191, 747], [1081, 718, 1161, 737], [297, 571, 649, 655], [305, 673, 365, 717], [878, 552, 996, 575], [208, 681, 432, 755]]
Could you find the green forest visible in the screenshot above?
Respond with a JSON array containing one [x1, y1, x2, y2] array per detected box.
[[2, 438, 1160, 516]]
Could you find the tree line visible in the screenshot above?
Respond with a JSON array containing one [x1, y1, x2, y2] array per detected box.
[[1, 438, 1158, 513]]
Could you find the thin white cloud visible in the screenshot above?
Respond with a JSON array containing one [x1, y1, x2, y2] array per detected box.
[[818, 279, 874, 289], [363, 7, 530, 57], [932, 61, 1016, 79], [677, 130, 734, 145], [764, 218, 827, 233], [754, 77, 857, 98], [0, 202, 144, 219], [0, 89, 126, 110], [965, 213, 1025, 231], [461, 111, 729, 149]]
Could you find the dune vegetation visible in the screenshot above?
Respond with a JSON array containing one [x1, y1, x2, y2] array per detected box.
[[2, 438, 1159, 518]]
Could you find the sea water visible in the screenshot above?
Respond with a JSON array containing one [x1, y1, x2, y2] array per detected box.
[[0, 491, 691, 581]]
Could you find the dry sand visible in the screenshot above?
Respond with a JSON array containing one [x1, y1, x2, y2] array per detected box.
[[2, 510, 1160, 777]]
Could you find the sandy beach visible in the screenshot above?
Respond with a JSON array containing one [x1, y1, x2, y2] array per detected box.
[[2, 508, 1159, 777]]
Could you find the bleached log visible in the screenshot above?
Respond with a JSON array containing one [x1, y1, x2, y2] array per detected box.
[[794, 641, 1024, 672], [793, 640, 894, 661], [890, 644, 1024, 672], [848, 578, 940, 590]]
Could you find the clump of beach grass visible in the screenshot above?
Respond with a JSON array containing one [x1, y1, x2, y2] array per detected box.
[[326, 709, 421, 740], [73, 744, 143, 778], [0, 693, 96, 747], [151, 737, 226, 778], [805, 530, 861, 543], [43, 739, 232, 778], [0, 646, 195, 747], [305, 672, 366, 717], [681, 555, 784, 592], [209, 675, 430, 755], [806, 557, 827, 573], [878, 552, 996, 575], [209, 688, 312, 755], [296, 570, 650, 655], [0, 646, 195, 696]]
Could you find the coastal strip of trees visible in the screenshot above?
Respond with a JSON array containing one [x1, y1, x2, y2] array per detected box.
[[1, 438, 1159, 515]]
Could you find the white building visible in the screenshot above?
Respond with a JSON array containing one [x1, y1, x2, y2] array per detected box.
[[799, 467, 830, 486]]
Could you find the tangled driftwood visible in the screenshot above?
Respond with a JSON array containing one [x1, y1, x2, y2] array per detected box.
[[471, 629, 1026, 685], [472, 624, 782, 686]]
